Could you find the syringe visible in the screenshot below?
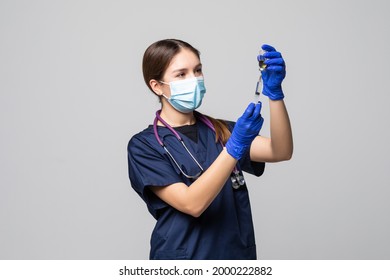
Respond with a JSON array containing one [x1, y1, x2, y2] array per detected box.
[[254, 49, 266, 103]]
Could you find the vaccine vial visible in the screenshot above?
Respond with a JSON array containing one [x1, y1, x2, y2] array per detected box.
[[258, 49, 266, 71], [253, 48, 267, 103]]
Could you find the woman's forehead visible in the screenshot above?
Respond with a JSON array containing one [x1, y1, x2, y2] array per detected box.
[[166, 48, 201, 71]]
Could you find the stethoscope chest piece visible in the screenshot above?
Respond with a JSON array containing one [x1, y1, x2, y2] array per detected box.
[[231, 171, 245, 189]]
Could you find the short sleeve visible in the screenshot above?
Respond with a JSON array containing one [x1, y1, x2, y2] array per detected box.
[[239, 150, 265, 176], [127, 134, 182, 218]]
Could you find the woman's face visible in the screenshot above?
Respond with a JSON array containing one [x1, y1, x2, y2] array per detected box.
[[159, 48, 203, 97]]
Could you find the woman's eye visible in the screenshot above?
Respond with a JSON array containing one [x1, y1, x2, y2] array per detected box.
[[176, 73, 185, 78], [196, 68, 202, 73]]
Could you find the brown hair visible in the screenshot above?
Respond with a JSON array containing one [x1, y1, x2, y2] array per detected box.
[[142, 39, 200, 92], [201, 114, 231, 144], [142, 39, 231, 144]]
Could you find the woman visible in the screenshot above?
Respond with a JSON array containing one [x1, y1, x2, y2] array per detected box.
[[127, 39, 293, 259]]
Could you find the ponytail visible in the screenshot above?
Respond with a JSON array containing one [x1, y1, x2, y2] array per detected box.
[[199, 113, 231, 145]]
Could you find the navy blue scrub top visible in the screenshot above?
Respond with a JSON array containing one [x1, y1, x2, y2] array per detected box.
[[127, 115, 265, 260]]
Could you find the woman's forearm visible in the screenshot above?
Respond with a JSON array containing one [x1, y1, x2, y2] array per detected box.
[[186, 148, 237, 216], [269, 99, 293, 160], [152, 148, 237, 217]]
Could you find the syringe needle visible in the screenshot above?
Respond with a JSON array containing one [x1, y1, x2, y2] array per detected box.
[[254, 72, 262, 103], [253, 48, 266, 103]]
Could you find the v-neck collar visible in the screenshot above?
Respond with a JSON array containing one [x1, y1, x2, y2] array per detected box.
[[174, 123, 198, 143]]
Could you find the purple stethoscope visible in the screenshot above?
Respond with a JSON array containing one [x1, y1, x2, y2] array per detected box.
[[153, 110, 245, 189]]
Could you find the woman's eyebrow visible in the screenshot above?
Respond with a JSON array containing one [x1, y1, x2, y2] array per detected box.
[[171, 63, 202, 74], [171, 68, 187, 74]]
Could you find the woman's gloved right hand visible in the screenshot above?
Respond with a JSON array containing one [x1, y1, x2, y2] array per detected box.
[[225, 102, 264, 160]]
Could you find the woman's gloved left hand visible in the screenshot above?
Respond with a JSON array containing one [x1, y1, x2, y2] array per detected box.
[[258, 44, 286, 100]]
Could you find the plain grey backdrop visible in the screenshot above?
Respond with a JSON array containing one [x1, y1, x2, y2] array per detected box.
[[1, 0, 389, 259]]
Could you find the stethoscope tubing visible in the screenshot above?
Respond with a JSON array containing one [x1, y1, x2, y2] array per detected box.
[[153, 110, 244, 187]]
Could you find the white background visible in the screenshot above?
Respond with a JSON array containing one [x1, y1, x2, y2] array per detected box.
[[1, 0, 389, 259]]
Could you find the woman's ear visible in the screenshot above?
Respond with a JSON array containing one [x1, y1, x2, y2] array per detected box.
[[149, 79, 163, 96]]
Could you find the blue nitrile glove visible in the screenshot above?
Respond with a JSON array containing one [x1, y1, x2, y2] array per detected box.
[[258, 44, 286, 100], [225, 102, 264, 160]]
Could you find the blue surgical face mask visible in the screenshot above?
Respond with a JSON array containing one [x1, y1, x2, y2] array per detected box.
[[160, 77, 206, 113]]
